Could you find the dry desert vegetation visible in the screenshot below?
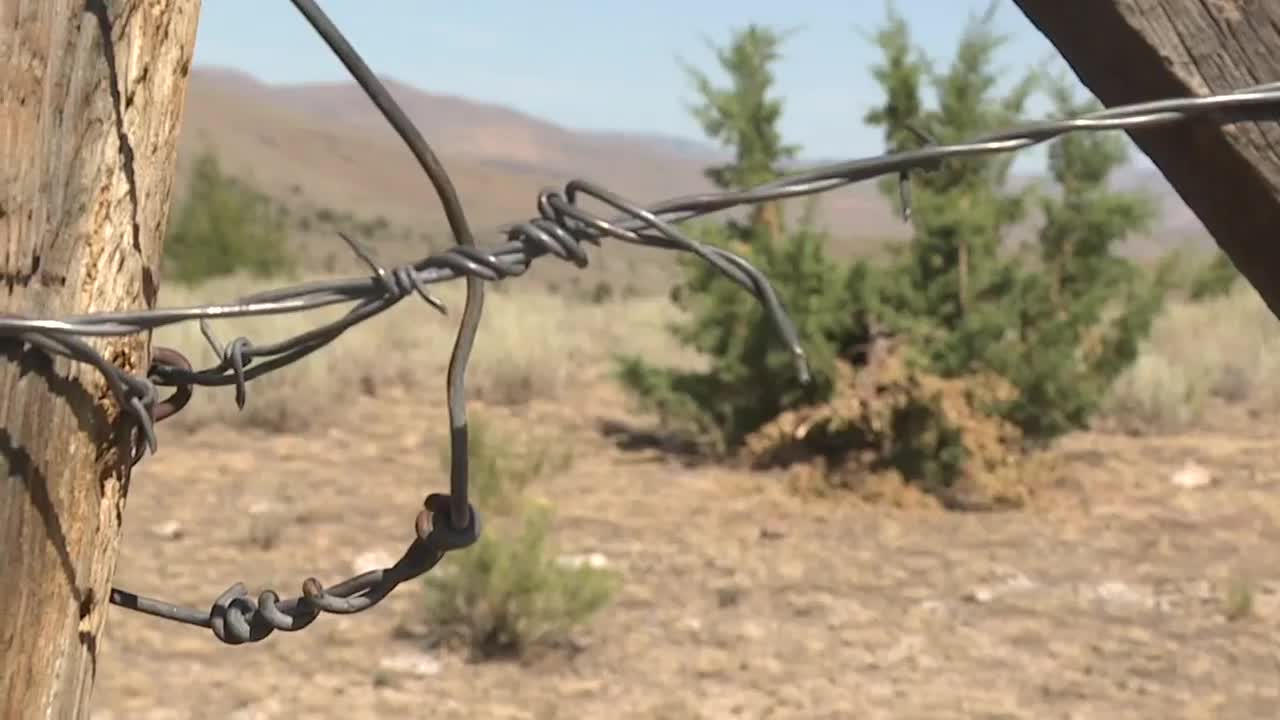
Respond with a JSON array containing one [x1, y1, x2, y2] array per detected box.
[[87, 272, 1280, 720]]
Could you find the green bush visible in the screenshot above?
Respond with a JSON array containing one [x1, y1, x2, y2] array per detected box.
[[616, 26, 849, 456], [423, 503, 619, 659], [1188, 249, 1241, 301], [617, 215, 848, 455], [163, 151, 294, 285], [855, 7, 1166, 449], [422, 418, 618, 659], [617, 5, 1170, 494]]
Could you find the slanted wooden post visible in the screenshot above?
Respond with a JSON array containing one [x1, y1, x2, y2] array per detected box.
[[0, 1, 201, 717], [1012, 0, 1280, 317]]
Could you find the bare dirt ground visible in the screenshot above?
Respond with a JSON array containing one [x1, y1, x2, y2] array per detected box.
[[93, 381, 1280, 719]]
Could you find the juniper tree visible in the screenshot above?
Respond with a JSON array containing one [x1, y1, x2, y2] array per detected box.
[[987, 72, 1163, 441], [861, 1, 1040, 378], [164, 151, 295, 285], [615, 24, 848, 453], [861, 3, 1164, 445], [683, 23, 800, 242], [617, 4, 1170, 469]]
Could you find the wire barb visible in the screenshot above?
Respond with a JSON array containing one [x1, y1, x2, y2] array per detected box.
[[4, 0, 1280, 645], [896, 122, 939, 222], [337, 230, 449, 315]]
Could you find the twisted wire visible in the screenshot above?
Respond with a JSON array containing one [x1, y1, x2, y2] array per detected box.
[[3, 0, 1278, 644]]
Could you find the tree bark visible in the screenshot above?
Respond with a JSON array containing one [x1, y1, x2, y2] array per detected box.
[[0, 1, 200, 717], [1010, 0, 1280, 317]]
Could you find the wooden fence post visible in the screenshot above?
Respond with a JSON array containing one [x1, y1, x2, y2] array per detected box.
[[0, 1, 201, 717], [1011, 0, 1280, 317]]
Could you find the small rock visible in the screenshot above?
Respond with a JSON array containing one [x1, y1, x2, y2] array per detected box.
[[229, 698, 285, 720], [1189, 579, 1218, 601], [1004, 572, 1037, 592], [351, 549, 397, 576], [736, 619, 767, 641], [558, 678, 606, 696], [557, 552, 609, 570], [1170, 461, 1213, 489], [966, 586, 996, 604], [1095, 580, 1153, 609], [752, 655, 785, 676], [787, 595, 827, 618], [245, 513, 282, 551], [378, 650, 442, 678], [247, 500, 278, 515], [715, 585, 744, 608], [690, 647, 733, 676], [759, 526, 785, 541], [841, 627, 876, 649], [149, 520, 183, 541], [875, 634, 925, 668], [801, 636, 831, 654], [917, 599, 949, 617], [679, 616, 703, 633], [964, 570, 1036, 604]]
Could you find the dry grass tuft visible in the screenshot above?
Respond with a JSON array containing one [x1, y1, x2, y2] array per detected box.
[[1102, 284, 1280, 433], [1223, 576, 1256, 623], [421, 414, 619, 660], [151, 272, 691, 433]]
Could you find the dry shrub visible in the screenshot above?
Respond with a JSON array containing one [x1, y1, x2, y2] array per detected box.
[[422, 416, 618, 660], [439, 417, 574, 515], [1100, 353, 1206, 433], [743, 340, 1033, 510], [150, 272, 684, 432], [424, 502, 620, 660], [1102, 284, 1280, 432]]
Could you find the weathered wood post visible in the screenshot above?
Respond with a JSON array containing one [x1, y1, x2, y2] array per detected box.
[[1012, 0, 1280, 317], [0, 1, 201, 717]]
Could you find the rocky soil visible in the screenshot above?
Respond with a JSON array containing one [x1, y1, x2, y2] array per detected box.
[[92, 389, 1280, 719]]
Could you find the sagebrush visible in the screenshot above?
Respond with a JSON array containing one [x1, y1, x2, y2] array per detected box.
[[421, 418, 619, 659]]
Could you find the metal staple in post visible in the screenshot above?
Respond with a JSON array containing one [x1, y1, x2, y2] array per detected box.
[[3, 0, 1279, 644]]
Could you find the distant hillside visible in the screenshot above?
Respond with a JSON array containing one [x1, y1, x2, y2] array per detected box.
[[172, 66, 1216, 291]]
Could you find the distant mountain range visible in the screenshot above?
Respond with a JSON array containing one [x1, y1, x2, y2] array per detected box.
[[172, 66, 1216, 288]]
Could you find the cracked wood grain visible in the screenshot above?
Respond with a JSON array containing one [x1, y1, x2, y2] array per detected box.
[[1012, 0, 1280, 318], [0, 1, 200, 718]]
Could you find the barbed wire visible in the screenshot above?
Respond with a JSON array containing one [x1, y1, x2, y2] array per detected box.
[[5, 0, 1280, 644]]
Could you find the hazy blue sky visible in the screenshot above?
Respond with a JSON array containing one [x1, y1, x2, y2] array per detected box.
[[191, 1, 1111, 171]]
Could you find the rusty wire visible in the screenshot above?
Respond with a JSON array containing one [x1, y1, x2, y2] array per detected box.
[[4, 0, 1280, 644]]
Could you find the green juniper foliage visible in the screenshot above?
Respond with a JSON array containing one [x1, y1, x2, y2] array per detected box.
[[164, 151, 295, 285], [618, 4, 1171, 483], [859, 1, 1039, 380], [422, 418, 618, 659], [682, 23, 801, 237], [862, 4, 1166, 445], [615, 24, 848, 454], [986, 73, 1165, 441]]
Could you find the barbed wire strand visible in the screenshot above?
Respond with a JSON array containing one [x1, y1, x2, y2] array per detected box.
[[3, 0, 1279, 644]]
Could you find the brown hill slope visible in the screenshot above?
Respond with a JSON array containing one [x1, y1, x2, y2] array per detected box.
[[172, 67, 1215, 290]]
